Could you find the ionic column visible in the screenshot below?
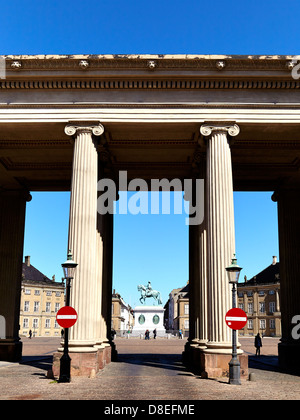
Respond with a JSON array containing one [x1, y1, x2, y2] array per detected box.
[[200, 123, 240, 353], [64, 122, 104, 351], [272, 189, 300, 372], [198, 217, 208, 348], [0, 190, 31, 361]]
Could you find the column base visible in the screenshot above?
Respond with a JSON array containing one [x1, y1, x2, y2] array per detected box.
[[52, 345, 112, 378], [0, 339, 22, 362], [182, 339, 207, 367], [184, 345, 248, 379], [199, 351, 248, 379], [278, 341, 300, 375]]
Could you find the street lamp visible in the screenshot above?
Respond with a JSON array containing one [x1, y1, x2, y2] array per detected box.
[[59, 249, 78, 383], [226, 253, 242, 385]]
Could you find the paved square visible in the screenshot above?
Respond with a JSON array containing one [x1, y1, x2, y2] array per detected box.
[[0, 336, 299, 400]]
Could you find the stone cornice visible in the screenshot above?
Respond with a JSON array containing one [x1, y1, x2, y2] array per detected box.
[[2, 54, 299, 72], [1, 78, 300, 90]]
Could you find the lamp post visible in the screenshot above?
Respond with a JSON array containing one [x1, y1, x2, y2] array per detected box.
[[226, 254, 243, 385], [59, 250, 78, 383]]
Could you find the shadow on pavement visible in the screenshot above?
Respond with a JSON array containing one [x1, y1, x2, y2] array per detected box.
[[20, 356, 53, 372], [249, 355, 300, 377], [249, 355, 281, 372], [115, 353, 191, 374]]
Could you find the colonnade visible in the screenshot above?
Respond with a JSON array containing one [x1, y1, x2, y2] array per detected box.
[[0, 120, 299, 376]]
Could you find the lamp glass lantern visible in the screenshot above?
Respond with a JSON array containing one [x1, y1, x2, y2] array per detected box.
[[226, 254, 242, 284], [62, 250, 78, 279]]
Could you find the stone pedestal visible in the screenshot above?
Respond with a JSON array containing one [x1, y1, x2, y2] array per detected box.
[[52, 345, 112, 378], [132, 306, 166, 337], [199, 351, 248, 379]]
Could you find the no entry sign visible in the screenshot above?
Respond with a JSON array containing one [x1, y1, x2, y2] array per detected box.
[[56, 306, 78, 328], [225, 308, 247, 330]]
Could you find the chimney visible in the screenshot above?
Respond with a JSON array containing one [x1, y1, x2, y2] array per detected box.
[[25, 256, 30, 267], [272, 256, 277, 265]]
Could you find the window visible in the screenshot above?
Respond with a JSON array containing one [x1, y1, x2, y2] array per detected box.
[[269, 302, 275, 313], [34, 301, 40, 312], [259, 302, 265, 314], [269, 290, 275, 295], [259, 290, 264, 296], [55, 302, 60, 313], [184, 304, 189, 315], [46, 291, 52, 296], [238, 303, 244, 310], [248, 319, 253, 329], [23, 318, 29, 328], [46, 302, 51, 313], [184, 319, 189, 329], [238, 292, 243, 298], [24, 289, 31, 295], [45, 319, 51, 328], [260, 319, 266, 329], [34, 290, 40, 296], [247, 291, 253, 297], [33, 318, 39, 329], [270, 319, 275, 329], [55, 291, 61, 297], [24, 301, 30, 312], [54, 320, 60, 329], [248, 303, 253, 314]]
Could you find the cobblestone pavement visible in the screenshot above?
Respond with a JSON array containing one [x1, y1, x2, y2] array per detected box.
[[0, 336, 299, 400]]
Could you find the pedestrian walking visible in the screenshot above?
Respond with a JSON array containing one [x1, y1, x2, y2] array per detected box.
[[145, 329, 150, 340], [29, 329, 32, 339], [179, 329, 183, 339], [254, 333, 262, 356], [153, 328, 157, 339]]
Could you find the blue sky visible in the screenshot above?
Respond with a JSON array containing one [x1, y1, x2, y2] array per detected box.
[[1, 0, 292, 305], [1, 0, 300, 55], [23, 191, 278, 307]]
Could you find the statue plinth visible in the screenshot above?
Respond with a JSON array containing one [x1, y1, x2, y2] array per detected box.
[[131, 306, 166, 337]]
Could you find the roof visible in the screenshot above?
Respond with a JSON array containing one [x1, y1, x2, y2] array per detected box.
[[238, 262, 280, 287], [22, 262, 64, 288]]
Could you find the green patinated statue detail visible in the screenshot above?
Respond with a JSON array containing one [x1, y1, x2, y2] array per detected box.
[[137, 282, 162, 305]]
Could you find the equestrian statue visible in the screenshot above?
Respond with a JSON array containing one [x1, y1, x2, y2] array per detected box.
[[137, 281, 162, 305]]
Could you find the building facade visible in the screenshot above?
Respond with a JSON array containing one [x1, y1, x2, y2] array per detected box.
[[111, 290, 134, 334], [19, 256, 65, 337], [165, 283, 189, 335], [237, 256, 281, 337]]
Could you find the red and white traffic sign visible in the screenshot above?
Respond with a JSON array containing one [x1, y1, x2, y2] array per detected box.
[[56, 306, 78, 328], [225, 308, 247, 330]]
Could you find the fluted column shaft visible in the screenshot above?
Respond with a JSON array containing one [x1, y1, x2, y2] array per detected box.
[[274, 190, 300, 341], [0, 190, 31, 361], [198, 217, 208, 346], [65, 122, 104, 350], [200, 123, 239, 352]]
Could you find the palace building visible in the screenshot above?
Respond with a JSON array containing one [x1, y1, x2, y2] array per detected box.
[[237, 256, 281, 337], [19, 256, 65, 337]]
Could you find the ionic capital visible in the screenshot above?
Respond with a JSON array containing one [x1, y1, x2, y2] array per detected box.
[[64, 122, 104, 137], [200, 122, 240, 137]]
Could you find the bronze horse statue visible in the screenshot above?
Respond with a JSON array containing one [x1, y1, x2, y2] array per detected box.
[[137, 284, 162, 305]]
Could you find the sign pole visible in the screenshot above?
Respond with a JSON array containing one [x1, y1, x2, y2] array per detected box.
[[59, 277, 72, 383], [229, 282, 241, 385]]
